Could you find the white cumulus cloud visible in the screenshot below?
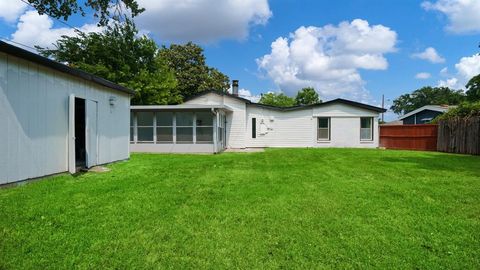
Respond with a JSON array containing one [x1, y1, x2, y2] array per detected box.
[[11, 10, 101, 50], [256, 19, 397, 101], [0, 0, 28, 22], [437, 54, 480, 88], [238, 88, 261, 102], [422, 0, 480, 34], [135, 0, 272, 42], [415, 72, 431, 79], [412, 47, 445, 63]]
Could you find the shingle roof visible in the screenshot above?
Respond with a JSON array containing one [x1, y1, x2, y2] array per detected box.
[[398, 105, 454, 120], [185, 90, 387, 113]]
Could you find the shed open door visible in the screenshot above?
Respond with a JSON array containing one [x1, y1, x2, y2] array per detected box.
[[85, 100, 98, 168], [68, 94, 76, 174]]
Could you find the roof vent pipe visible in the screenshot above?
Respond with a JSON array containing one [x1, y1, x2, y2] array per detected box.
[[232, 80, 239, 96]]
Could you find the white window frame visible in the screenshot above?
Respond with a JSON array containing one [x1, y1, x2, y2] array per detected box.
[[317, 117, 330, 141], [360, 117, 374, 141]]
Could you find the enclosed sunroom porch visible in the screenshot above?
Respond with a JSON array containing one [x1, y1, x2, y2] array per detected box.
[[130, 105, 230, 153]]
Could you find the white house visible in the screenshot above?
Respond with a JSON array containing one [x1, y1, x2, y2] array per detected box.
[[0, 41, 133, 185], [130, 82, 386, 153]]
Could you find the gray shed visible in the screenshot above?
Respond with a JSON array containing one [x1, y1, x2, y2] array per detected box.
[[0, 41, 134, 185]]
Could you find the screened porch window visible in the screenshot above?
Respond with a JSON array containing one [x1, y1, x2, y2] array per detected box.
[[196, 112, 213, 143], [131, 111, 218, 145], [156, 112, 173, 143], [176, 112, 194, 143], [130, 113, 134, 142], [137, 112, 154, 143], [360, 117, 373, 141], [317, 117, 330, 141], [218, 113, 225, 143]]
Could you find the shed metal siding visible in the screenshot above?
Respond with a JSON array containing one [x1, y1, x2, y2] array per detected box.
[[0, 52, 130, 184]]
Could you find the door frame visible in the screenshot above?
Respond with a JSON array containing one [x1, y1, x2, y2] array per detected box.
[[85, 99, 98, 168], [68, 94, 76, 173]]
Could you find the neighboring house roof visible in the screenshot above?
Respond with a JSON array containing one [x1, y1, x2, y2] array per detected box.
[[382, 120, 403, 125], [398, 105, 454, 120], [0, 41, 135, 95], [185, 90, 387, 113]]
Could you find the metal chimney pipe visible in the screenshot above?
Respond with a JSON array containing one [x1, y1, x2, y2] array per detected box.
[[232, 80, 239, 96]]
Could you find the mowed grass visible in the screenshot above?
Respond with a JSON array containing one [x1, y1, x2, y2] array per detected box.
[[0, 149, 479, 269]]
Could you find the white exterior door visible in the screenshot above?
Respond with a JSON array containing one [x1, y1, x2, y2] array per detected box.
[[85, 100, 98, 168], [68, 94, 76, 174]]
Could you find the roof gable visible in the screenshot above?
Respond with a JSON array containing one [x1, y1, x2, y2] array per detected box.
[[398, 105, 452, 120]]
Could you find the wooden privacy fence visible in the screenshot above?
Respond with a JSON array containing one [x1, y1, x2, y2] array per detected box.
[[437, 117, 480, 155], [379, 124, 438, 151]]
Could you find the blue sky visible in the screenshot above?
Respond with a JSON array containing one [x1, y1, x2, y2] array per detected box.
[[1, 0, 479, 119]]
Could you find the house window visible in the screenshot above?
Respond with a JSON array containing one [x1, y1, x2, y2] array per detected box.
[[196, 112, 213, 143], [317, 117, 330, 140], [360, 117, 373, 141], [156, 112, 173, 143], [176, 112, 194, 143], [137, 112, 154, 143], [252, 118, 256, 138]]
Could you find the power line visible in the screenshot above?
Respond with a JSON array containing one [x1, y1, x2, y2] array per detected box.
[[17, 0, 85, 34], [3, 0, 90, 52], [1, 38, 38, 51]]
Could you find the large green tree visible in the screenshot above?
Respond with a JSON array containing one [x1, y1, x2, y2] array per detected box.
[[259, 93, 296, 107], [295, 87, 321, 105], [159, 42, 230, 99], [390, 86, 466, 115], [466, 74, 480, 102], [27, 0, 144, 25], [38, 20, 180, 105]]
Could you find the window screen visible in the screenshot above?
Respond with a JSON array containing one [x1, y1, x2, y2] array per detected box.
[[136, 112, 154, 143], [156, 112, 173, 143], [196, 112, 213, 143], [176, 112, 194, 143]]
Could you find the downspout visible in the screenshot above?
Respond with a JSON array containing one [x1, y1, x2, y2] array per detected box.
[[211, 108, 218, 153]]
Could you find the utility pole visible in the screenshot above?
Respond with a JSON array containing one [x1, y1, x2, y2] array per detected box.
[[381, 94, 385, 122]]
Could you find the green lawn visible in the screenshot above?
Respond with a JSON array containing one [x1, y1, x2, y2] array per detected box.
[[1, 149, 479, 269]]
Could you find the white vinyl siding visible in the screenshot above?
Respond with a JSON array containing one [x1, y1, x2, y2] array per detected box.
[[177, 92, 382, 149]]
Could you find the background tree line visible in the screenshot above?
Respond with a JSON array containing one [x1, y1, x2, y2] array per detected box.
[[390, 75, 480, 116], [38, 20, 230, 105], [258, 87, 321, 107]]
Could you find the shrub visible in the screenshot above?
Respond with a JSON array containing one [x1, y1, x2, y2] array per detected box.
[[433, 101, 480, 122]]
